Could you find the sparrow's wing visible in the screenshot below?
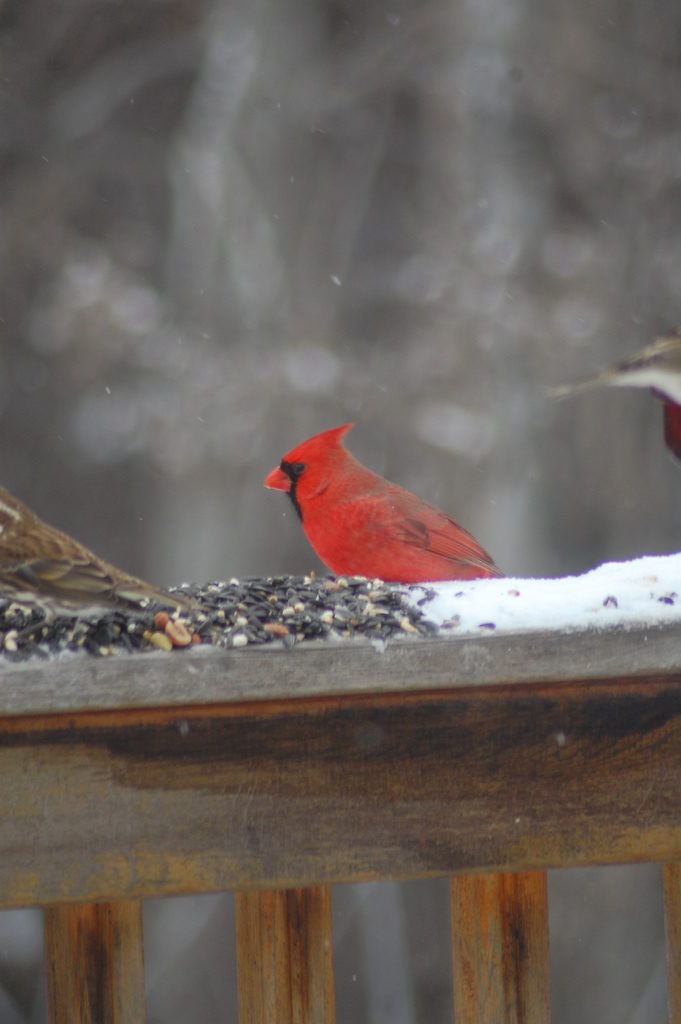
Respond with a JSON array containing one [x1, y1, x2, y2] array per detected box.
[[4, 556, 186, 610], [549, 332, 681, 404], [0, 485, 187, 610], [18, 556, 119, 593], [548, 370, 619, 399]]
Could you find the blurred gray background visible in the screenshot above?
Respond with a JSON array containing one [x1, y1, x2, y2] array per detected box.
[[1, 0, 680, 1020]]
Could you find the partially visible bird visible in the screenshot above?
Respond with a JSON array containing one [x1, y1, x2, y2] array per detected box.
[[550, 329, 681, 460], [0, 485, 187, 614], [264, 423, 502, 583]]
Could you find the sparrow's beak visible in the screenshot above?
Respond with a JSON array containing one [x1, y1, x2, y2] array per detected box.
[[264, 465, 291, 492]]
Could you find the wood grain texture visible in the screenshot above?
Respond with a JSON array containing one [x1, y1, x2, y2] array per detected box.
[[1, 621, 680, 717], [451, 872, 550, 1024], [236, 887, 335, 1024], [663, 863, 681, 1024], [3, 672, 681, 907], [45, 901, 145, 1024]]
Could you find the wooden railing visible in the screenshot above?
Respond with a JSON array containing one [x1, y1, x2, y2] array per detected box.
[[2, 621, 681, 1022]]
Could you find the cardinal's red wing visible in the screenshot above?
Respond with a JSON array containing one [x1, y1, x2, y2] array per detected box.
[[305, 484, 502, 582], [357, 485, 502, 577], [663, 402, 681, 460], [398, 514, 503, 577]]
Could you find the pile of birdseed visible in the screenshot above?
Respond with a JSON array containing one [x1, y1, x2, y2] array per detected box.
[[0, 575, 438, 661]]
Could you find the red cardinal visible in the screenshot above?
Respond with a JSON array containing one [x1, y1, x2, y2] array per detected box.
[[264, 423, 501, 583], [551, 329, 681, 460]]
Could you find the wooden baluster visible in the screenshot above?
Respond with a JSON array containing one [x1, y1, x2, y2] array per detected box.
[[45, 901, 146, 1024], [663, 862, 681, 1024], [235, 886, 335, 1024], [451, 871, 551, 1024]]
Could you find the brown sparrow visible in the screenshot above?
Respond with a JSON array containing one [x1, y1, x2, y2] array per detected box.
[[0, 485, 187, 614], [550, 329, 681, 460]]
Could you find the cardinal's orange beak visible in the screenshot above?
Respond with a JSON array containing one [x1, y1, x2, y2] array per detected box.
[[264, 464, 291, 492]]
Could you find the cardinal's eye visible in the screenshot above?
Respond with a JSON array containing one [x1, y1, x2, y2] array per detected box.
[[281, 459, 306, 481]]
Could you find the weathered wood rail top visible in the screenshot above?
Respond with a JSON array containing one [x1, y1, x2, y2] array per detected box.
[[2, 622, 681, 908], [2, 619, 680, 717], [3, 623, 681, 1022]]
